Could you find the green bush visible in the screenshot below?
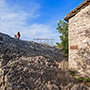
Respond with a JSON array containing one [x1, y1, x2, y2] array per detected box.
[[69, 70, 75, 76], [77, 77, 83, 81], [85, 77, 90, 83]]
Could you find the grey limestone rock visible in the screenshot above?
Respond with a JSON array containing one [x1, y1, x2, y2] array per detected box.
[[0, 33, 90, 90]]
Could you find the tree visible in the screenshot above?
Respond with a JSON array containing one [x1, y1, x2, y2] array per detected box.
[[56, 20, 68, 54], [56, 42, 62, 49]]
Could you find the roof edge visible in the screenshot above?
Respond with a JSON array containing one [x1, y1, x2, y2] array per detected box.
[[64, 0, 90, 22]]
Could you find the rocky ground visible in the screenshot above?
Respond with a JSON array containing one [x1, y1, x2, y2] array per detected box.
[[0, 33, 90, 90]]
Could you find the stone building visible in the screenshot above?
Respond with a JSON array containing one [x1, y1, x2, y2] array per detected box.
[[64, 0, 90, 77]]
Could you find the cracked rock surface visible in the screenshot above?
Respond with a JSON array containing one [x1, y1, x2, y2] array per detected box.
[[0, 33, 90, 90]]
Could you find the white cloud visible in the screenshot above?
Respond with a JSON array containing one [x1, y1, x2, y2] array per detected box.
[[0, 0, 40, 34], [21, 23, 60, 44], [0, 0, 60, 45]]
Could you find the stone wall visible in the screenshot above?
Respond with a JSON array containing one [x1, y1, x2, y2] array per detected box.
[[69, 4, 90, 77]]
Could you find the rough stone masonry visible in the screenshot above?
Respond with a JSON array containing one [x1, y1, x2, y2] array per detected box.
[[64, 0, 90, 77]]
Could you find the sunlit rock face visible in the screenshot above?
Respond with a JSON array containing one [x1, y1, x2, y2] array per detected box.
[[69, 4, 90, 77]]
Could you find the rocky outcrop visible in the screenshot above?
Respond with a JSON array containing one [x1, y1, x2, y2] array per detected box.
[[0, 33, 90, 90]]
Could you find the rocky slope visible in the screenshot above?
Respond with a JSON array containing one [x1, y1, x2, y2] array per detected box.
[[0, 33, 90, 90]]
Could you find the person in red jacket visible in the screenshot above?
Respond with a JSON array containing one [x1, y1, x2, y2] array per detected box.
[[16, 32, 20, 39]]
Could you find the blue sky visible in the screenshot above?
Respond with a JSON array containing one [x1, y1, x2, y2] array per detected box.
[[0, 0, 84, 44]]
